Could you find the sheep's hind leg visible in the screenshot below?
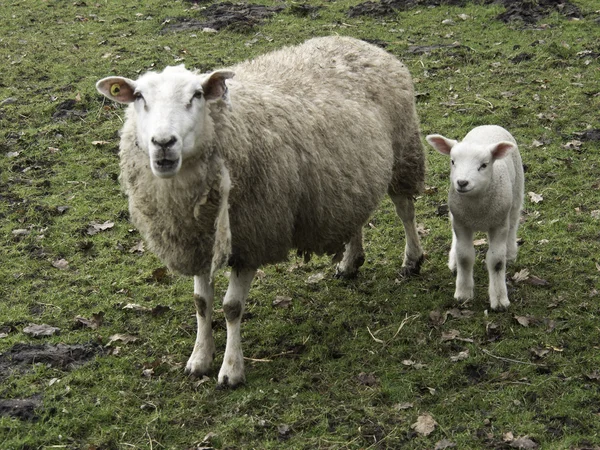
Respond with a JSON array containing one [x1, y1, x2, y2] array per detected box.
[[389, 193, 424, 276], [335, 231, 365, 279], [185, 274, 215, 377], [487, 226, 510, 310], [218, 268, 256, 388]]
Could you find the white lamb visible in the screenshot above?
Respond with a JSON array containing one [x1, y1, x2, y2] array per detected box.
[[426, 125, 524, 310], [96, 36, 425, 387]]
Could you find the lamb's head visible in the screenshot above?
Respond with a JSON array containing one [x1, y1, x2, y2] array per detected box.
[[426, 134, 516, 195], [96, 65, 234, 178]]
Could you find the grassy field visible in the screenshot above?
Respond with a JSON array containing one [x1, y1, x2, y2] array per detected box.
[[1, 0, 600, 448]]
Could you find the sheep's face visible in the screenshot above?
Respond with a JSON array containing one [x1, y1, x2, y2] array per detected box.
[[97, 65, 234, 179], [426, 134, 515, 196]]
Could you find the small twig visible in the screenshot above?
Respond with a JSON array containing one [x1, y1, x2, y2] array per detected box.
[[367, 326, 384, 344], [390, 314, 420, 341], [244, 350, 296, 363], [481, 348, 538, 366]]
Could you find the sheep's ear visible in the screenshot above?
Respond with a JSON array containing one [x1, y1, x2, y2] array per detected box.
[[202, 70, 235, 102], [96, 77, 137, 104], [426, 134, 457, 156], [489, 141, 516, 160]]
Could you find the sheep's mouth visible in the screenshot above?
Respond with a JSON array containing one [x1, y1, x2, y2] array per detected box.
[[151, 158, 180, 177], [455, 187, 473, 194]]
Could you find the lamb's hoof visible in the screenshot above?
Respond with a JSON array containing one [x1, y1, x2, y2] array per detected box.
[[490, 298, 510, 311], [334, 267, 359, 280], [216, 375, 245, 390], [400, 254, 424, 277]]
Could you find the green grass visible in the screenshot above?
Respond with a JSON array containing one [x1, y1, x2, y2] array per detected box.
[[2, 0, 600, 448]]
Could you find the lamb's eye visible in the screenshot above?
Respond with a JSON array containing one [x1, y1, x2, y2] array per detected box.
[[451, 160, 455, 166], [133, 91, 144, 101], [479, 163, 488, 170], [192, 90, 203, 100]]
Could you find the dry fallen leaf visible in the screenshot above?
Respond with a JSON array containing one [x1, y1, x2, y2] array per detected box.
[[52, 258, 69, 270], [515, 315, 532, 327], [435, 439, 457, 449], [74, 312, 104, 330], [122, 303, 149, 312], [129, 241, 145, 253], [106, 334, 138, 346], [411, 413, 437, 436], [510, 436, 539, 449], [473, 238, 487, 246], [91, 140, 110, 146], [272, 296, 292, 308], [450, 350, 470, 362], [512, 268, 530, 283], [306, 272, 325, 284], [23, 323, 60, 337], [394, 402, 413, 410], [87, 220, 115, 236], [357, 372, 379, 386], [528, 192, 543, 203]]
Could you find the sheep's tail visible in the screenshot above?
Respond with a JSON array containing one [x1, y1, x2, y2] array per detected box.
[[209, 160, 232, 282]]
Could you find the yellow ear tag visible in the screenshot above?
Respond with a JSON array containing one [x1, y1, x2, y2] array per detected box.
[[110, 83, 121, 96]]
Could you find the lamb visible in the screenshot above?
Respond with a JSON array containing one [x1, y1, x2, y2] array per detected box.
[[425, 125, 524, 310], [96, 36, 425, 387]]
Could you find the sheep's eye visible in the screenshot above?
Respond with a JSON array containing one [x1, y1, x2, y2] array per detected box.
[[479, 163, 488, 170], [192, 90, 203, 100], [451, 160, 455, 166], [133, 91, 144, 102]]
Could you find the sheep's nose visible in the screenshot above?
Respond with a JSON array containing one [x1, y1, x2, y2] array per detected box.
[[457, 180, 469, 188], [151, 136, 177, 149]]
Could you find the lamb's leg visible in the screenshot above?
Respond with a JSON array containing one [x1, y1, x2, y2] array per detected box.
[[218, 268, 256, 388], [335, 231, 365, 279], [506, 207, 520, 262], [487, 226, 510, 310], [185, 274, 215, 376], [389, 193, 424, 276], [448, 212, 457, 273], [453, 224, 475, 301]]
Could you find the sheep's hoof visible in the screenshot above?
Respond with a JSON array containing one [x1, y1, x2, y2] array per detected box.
[[334, 266, 359, 279], [216, 375, 245, 390], [400, 254, 424, 277], [490, 298, 510, 311]]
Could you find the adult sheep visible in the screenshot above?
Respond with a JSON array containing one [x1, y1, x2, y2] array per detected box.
[[96, 36, 425, 387]]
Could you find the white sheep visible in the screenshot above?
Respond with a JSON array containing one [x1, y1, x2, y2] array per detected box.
[[426, 125, 524, 310], [96, 36, 425, 387]]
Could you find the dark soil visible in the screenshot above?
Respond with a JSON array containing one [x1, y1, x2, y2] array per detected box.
[[0, 395, 43, 421], [0, 343, 101, 421], [0, 343, 101, 378], [348, 0, 582, 23], [163, 2, 285, 33]]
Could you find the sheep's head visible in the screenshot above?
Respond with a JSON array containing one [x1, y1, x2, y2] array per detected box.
[[97, 65, 234, 178], [426, 134, 516, 195]]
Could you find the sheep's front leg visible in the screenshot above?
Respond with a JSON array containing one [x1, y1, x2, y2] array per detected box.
[[218, 268, 256, 388], [448, 213, 457, 273], [335, 231, 365, 279], [487, 226, 510, 310], [185, 274, 215, 377], [453, 224, 475, 301], [389, 193, 424, 276]]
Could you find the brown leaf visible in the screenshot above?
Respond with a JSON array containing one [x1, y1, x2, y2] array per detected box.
[[129, 241, 145, 254], [510, 436, 539, 449], [514, 315, 533, 327], [52, 258, 69, 270], [106, 334, 138, 346], [23, 323, 60, 337], [272, 296, 292, 308], [151, 305, 171, 317], [411, 413, 437, 436], [74, 312, 104, 330], [357, 372, 379, 387], [530, 347, 550, 359], [512, 269, 530, 283], [435, 439, 457, 450], [122, 303, 149, 312], [446, 308, 475, 320], [441, 329, 472, 342], [429, 310, 445, 326], [393, 402, 413, 410], [450, 350, 470, 362], [527, 275, 549, 286], [149, 267, 169, 283], [86, 220, 115, 236]]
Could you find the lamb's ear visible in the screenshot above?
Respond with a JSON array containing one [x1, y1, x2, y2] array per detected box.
[[202, 70, 235, 102], [96, 77, 137, 104], [489, 141, 516, 160], [425, 134, 457, 156]]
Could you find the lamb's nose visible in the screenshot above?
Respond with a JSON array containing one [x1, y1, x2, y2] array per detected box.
[[151, 136, 177, 149], [457, 180, 469, 188]]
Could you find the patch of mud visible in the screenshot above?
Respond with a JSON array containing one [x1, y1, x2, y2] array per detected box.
[[347, 0, 582, 24], [0, 395, 43, 421], [575, 129, 600, 142], [0, 343, 101, 378], [163, 2, 285, 33], [52, 99, 87, 121]]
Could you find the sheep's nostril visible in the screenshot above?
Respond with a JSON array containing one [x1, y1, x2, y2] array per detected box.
[[151, 136, 178, 149], [457, 180, 469, 188]]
